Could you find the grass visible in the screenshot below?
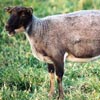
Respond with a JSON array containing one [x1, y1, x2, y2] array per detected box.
[[1, 0, 100, 100]]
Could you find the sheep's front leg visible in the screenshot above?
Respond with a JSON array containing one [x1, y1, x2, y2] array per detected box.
[[48, 64, 55, 97]]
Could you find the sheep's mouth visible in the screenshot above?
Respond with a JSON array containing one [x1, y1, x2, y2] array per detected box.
[[5, 25, 16, 36], [8, 30, 16, 36]]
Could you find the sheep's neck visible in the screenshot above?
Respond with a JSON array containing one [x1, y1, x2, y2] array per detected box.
[[25, 16, 49, 38]]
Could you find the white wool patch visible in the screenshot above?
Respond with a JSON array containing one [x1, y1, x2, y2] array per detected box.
[[15, 27, 25, 33]]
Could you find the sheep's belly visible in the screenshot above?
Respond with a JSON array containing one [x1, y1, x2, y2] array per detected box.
[[65, 52, 100, 62]]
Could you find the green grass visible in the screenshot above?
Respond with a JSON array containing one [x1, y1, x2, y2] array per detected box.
[[1, 0, 100, 100]]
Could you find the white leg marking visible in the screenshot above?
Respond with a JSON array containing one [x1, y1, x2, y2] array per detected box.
[[63, 52, 68, 63]]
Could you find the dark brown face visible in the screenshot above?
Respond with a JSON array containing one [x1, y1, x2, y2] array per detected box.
[[5, 6, 33, 36]]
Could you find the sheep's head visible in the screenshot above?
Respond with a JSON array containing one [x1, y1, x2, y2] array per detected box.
[[5, 6, 33, 36]]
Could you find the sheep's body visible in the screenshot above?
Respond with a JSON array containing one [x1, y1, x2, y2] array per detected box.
[[5, 7, 100, 99], [26, 10, 100, 63]]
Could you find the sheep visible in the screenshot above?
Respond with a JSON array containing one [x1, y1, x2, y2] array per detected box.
[[5, 6, 100, 99]]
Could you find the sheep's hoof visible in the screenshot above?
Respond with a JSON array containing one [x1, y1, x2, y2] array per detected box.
[[57, 94, 64, 100], [48, 91, 54, 98]]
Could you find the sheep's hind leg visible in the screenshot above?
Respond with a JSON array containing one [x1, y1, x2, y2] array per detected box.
[[54, 61, 64, 100]]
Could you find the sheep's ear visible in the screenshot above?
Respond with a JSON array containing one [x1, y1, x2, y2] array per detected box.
[[4, 7, 13, 13], [27, 7, 33, 14]]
